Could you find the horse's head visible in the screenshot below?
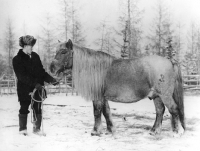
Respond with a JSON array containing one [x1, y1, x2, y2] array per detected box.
[[50, 39, 73, 79]]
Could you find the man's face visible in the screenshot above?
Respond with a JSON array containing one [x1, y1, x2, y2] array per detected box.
[[24, 45, 33, 55]]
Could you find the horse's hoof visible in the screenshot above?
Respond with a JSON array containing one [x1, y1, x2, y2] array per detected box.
[[172, 125, 184, 138], [149, 129, 161, 136], [105, 130, 113, 135], [172, 130, 184, 138], [172, 132, 182, 138], [105, 126, 116, 135], [149, 131, 157, 136], [91, 130, 102, 136]]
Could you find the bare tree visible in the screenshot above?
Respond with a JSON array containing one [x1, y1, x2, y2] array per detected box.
[[127, 0, 131, 58], [40, 13, 56, 71], [187, 22, 197, 54], [72, 20, 86, 45], [0, 54, 6, 76], [113, 20, 129, 58], [95, 20, 107, 51], [147, 0, 169, 56], [196, 29, 200, 74], [4, 18, 16, 75], [114, 0, 143, 58], [186, 24, 200, 74], [174, 22, 184, 62], [35, 34, 42, 57], [182, 23, 199, 75], [58, 0, 71, 41], [57, 0, 86, 45], [100, 29, 116, 55], [162, 16, 175, 56], [69, 0, 86, 45], [94, 20, 115, 55]]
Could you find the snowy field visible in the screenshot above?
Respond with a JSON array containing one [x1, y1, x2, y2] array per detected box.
[[0, 94, 200, 151]]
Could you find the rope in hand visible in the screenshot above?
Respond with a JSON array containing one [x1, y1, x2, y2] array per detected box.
[[29, 86, 46, 136]]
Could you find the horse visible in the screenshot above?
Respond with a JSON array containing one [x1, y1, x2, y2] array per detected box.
[[50, 39, 185, 137]]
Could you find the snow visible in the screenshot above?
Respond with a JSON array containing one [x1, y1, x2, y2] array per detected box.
[[0, 94, 200, 151]]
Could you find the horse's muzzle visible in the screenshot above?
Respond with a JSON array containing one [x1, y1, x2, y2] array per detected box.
[[49, 62, 56, 74]]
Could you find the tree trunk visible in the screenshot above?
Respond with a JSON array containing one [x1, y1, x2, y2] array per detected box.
[[128, 0, 131, 58]]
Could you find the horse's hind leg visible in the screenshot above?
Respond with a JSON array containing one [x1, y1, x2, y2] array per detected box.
[[102, 99, 115, 135], [161, 96, 184, 137], [150, 97, 165, 135], [91, 100, 103, 136]]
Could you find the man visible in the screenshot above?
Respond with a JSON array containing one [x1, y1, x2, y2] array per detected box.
[[12, 35, 58, 136]]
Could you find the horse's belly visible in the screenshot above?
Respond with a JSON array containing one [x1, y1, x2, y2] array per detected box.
[[104, 59, 150, 103], [104, 86, 142, 103]]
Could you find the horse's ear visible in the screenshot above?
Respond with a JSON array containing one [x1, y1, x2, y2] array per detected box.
[[66, 39, 73, 50]]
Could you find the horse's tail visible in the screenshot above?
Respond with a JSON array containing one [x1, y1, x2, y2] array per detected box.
[[172, 64, 185, 129]]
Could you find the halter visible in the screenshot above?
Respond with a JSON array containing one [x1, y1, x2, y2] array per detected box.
[[61, 49, 73, 71], [63, 62, 68, 71]]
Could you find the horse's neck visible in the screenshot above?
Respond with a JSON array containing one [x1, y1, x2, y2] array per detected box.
[[72, 47, 114, 101]]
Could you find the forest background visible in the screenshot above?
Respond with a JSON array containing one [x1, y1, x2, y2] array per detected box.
[[1, 0, 200, 76]]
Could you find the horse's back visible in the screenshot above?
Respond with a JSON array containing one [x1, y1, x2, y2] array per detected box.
[[141, 55, 173, 75]]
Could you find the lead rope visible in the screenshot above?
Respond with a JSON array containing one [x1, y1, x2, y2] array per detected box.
[[30, 87, 46, 136]]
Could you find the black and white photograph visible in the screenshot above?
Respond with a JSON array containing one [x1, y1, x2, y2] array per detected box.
[[0, 0, 200, 150]]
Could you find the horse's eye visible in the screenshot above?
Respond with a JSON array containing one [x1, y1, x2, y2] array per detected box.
[[61, 50, 67, 54]]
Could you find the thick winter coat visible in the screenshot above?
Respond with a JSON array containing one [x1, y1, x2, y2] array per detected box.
[[12, 49, 55, 101]]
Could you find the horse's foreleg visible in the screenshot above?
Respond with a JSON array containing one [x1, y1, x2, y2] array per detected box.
[[150, 97, 165, 135], [91, 100, 103, 136], [102, 99, 115, 135]]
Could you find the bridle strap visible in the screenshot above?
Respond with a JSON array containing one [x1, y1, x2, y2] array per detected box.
[[63, 62, 67, 71], [62, 49, 73, 70]]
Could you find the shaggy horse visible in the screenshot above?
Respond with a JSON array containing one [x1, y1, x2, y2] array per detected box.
[[50, 39, 185, 137]]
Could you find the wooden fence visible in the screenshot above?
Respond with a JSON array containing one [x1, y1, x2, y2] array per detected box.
[[1, 74, 200, 96], [0, 74, 76, 96], [183, 75, 200, 90]]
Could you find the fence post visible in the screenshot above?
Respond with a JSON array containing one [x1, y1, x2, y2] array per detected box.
[[8, 78, 10, 94], [14, 75, 17, 94], [65, 75, 68, 96]]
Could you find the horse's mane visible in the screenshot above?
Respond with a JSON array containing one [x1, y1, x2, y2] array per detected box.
[[73, 44, 115, 101]]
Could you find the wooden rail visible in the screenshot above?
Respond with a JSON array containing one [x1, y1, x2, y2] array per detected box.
[[0, 75, 76, 96], [183, 74, 200, 90], [1, 74, 200, 95]]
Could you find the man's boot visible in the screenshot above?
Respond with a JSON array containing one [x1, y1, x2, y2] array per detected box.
[[19, 114, 28, 136], [33, 114, 45, 136]]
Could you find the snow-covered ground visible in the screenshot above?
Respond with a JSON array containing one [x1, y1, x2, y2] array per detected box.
[[0, 94, 200, 151]]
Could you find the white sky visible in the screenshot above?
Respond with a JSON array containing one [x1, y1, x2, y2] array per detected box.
[[0, 0, 200, 52]]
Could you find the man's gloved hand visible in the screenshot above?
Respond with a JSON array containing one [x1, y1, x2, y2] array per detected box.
[[51, 79, 59, 86], [35, 83, 43, 91]]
